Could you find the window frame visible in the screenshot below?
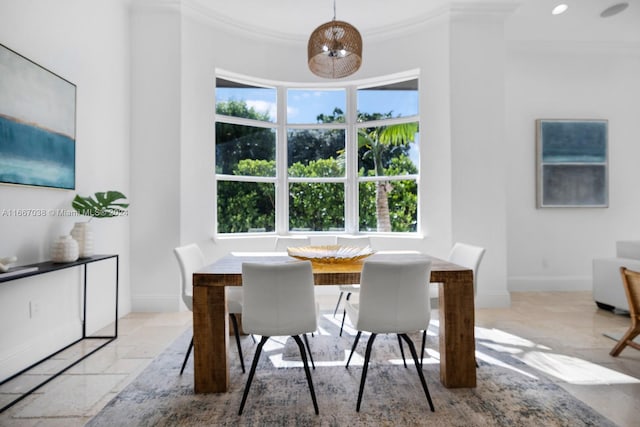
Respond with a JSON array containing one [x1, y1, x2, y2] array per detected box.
[[214, 71, 420, 236]]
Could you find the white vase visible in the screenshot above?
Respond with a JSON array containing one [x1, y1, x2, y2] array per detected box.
[[51, 235, 79, 263], [70, 222, 94, 258]]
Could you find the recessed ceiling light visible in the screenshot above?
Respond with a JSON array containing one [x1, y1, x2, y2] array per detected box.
[[552, 4, 569, 15], [600, 2, 629, 18]]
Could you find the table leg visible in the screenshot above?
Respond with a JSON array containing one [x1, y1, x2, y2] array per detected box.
[[438, 272, 476, 388], [193, 285, 229, 393]]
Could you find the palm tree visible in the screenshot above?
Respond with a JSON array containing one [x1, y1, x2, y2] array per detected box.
[[318, 109, 418, 232], [358, 113, 418, 232]]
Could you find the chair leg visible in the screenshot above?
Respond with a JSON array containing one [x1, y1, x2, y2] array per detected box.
[[303, 333, 315, 369], [339, 292, 353, 336], [180, 336, 193, 375], [346, 331, 362, 368], [356, 333, 377, 412], [292, 335, 320, 415], [229, 314, 246, 373], [420, 330, 426, 367], [333, 291, 344, 317], [399, 333, 435, 412], [397, 334, 407, 368], [610, 325, 640, 357], [239, 336, 269, 415]]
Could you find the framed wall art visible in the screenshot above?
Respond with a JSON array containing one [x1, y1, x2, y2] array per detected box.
[[0, 43, 76, 190], [536, 119, 608, 208]]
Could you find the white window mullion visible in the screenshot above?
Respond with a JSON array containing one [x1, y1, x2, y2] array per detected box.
[[345, 85, 359, 234], [275, 86, 288, 233]]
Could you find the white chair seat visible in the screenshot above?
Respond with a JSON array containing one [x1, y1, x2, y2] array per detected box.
[[239, 260, 319, 415], [174, 243, 247, 374], [333, 236, 371, 335], [344, 257, 435, 413], [274, 236, 311, 252]]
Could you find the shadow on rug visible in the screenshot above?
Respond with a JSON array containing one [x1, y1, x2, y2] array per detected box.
[[87, 314, 616, 427]]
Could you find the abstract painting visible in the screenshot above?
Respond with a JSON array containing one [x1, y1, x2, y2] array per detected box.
[[536, 119, 608, 208], [0, 43, 76, 190]]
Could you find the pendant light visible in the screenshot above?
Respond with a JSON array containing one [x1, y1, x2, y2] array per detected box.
[[307, 0, 362, 79]]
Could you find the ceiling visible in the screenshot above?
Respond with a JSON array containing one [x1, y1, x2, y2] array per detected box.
[[187, 0, 640, 43]]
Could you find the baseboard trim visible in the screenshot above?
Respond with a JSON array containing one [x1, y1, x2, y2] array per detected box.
[[475, 291, 511, 308], [508, 276, 591, 292], [131, 294, 180, 312]]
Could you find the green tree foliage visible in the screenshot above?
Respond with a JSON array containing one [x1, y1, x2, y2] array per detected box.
[[217, 160, 276, 233], [216, 100, 418, 233], [216, 100, 275, 175], [289, 159, 345, 231]]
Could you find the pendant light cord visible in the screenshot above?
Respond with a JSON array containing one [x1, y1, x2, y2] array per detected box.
[[333, 0, 337, 20]]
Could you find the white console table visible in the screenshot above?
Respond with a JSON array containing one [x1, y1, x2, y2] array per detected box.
[[0, 254, 118, 413]]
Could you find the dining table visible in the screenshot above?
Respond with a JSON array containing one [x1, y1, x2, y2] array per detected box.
[[192, 250, 476, 393]]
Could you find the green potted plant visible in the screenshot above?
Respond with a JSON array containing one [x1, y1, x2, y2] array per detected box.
[[70, 191, 129, 257]]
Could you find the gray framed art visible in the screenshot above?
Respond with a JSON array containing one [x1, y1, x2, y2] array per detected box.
[[536, 119, 608, 208], [0, 43, 76, 190]]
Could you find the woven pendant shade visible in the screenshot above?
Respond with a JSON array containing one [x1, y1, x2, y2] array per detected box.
[[307, 20, 362, 79]]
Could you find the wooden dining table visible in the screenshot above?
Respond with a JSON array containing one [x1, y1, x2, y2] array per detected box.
[[192, 250, 476, 393]]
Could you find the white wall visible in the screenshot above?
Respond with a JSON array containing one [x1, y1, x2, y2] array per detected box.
[[450, 10, 510, 307], [0, 0, 131, 380], [505, 42, 640, 291], [128, 2, 512, 311], [129, 3, 182, 311]]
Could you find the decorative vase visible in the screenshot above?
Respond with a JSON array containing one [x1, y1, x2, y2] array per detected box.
[[51, 235, 79, 263], [70, 222, 94, 258]]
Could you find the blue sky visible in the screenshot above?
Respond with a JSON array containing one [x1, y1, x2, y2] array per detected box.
[[216, 87, 418, 124]]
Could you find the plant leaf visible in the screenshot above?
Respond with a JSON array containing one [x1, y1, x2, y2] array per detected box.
[[72, 191, 129, 218]]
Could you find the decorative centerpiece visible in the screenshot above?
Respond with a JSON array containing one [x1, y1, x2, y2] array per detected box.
[[287, 245, 374, 264], [71, 190, 129, 258]]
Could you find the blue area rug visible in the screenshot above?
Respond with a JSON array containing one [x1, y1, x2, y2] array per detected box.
[[87, 314, 616, 426]]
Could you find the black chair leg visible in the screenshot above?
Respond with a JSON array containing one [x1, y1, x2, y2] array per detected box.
[[346, 331, 362, 368], [356, 333, 377, 412], [239, 336, 268, 415], [420, 329, 426, 367], [399, 333, 435, 412], [302, 333, 315, 369], [333, 291, 344, 317], [293, 335, 319, 415], [397, 334, 407, 368], [180, 336, 193, 375], [339, 292, 352, 336], [229, 313, 246, 373]]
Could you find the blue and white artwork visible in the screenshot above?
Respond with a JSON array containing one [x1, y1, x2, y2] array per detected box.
[[0, 44, 76, 190], [536, 119, 608, 208]]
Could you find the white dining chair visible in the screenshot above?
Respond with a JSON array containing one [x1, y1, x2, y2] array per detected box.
[[274, 235, 311, 252], [333, 235, 372, 336], [345, 257, 435, 413], [174, 243, 247, 374], [423, 242, 485, 364], [239, 260, 319, 415]]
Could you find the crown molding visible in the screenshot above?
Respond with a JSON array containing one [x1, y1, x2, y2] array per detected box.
[[130, 0, 522, 45], [507, 40, 640, 56]]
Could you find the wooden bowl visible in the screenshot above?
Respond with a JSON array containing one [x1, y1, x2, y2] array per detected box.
[[287, 245, 374, 264]]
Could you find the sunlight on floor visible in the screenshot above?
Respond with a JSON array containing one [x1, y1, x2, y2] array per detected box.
[[519, 351, 640, 385], [475, 325, 640, 386], [253, 313, 640, 387]]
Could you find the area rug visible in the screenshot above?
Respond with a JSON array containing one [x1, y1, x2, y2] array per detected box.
[[87, 314, 616, 427]]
